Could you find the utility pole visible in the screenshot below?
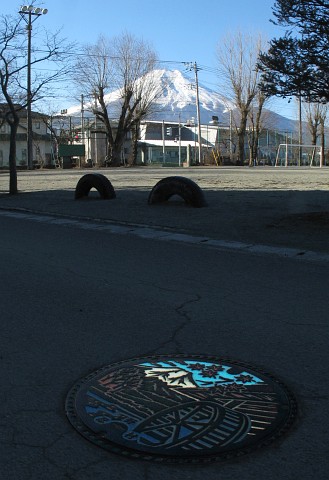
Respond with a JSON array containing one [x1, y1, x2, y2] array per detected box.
[[19, 6, 48, 170], [94, 93, 98, 165], [298, 94, 302, 166], [320, 118, 325, 167], [81, 94, 85, 142], [162, 120, 166, 164], [178, 114, 182, 167], [194, 62, 202, 165], [229, 110, 233, 161], [184, 62, 202, 165], [26, 14, 32, 169]]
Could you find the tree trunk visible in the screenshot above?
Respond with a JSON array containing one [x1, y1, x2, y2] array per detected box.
[[248, 133, 257, 166], [249, 102, 264, 166], [311, 129, 317, 146], [128, 124, 139, 166], [237, 111, 248, 165], [110, 143, 123, 167], [105, 134, 122, 167], [8, 115, 19, 195]]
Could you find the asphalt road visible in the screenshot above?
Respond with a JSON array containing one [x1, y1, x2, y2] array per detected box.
[[1, 211, 328, 479]]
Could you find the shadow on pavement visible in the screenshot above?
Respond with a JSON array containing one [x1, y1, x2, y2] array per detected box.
[[0, 187, 328, 252]]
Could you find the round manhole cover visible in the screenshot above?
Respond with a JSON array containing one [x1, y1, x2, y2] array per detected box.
[[65, 355, 297, 463]]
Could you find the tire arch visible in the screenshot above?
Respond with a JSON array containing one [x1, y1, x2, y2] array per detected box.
[[148, 176, 207, 208], [75, 173, 116, 200]]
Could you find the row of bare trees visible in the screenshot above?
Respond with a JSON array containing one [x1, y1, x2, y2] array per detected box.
[[216, 31, 328, 166], [216, 32, 269, 166]]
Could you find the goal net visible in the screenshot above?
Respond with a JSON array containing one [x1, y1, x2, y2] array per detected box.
[[275, 144, 323, 167]]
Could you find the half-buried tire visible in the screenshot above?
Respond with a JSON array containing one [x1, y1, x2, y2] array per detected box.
[[148, 176, 207, 208], [75, 173, 116, 200]]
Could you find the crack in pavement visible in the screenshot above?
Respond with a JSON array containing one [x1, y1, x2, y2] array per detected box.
[[145, 294, 201, 354]]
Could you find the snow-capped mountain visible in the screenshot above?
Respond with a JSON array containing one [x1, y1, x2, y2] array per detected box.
[[67, 69, 297, 132], [67, 69, 231, 123], [143, 366, 197, 389], [146, 69, 232, 124]]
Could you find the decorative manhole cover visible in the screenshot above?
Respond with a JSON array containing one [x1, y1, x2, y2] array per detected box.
[[65, 355, 297, 463]]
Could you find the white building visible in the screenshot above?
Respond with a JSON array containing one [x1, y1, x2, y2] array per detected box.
[[0, 107, 52, 168]]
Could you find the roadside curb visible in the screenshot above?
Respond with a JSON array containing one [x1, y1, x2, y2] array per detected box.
[[1, 205, 329, 264]]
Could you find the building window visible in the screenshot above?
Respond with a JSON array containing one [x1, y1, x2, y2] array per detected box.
[[0, 150, 3, 167], [0, 123, 7, 133], [35, 122, 40, 129]]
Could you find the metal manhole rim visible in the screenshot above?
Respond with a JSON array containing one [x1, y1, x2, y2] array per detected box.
[[65, 353, 298, 464]]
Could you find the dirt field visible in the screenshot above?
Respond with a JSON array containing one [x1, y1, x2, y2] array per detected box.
[[1, 166, 329, 253]]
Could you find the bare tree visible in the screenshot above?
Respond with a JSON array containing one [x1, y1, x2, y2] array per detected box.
[[303, 101, 328, 165], [41, 113, 74, 167], [303, 101, 327, 144], [0, 12, 73, 193], [216, 31, 269, 165], [246, 90, 268, 165], [74, 33, 161, 166]]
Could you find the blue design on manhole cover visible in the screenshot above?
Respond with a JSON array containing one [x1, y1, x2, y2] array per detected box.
[[65, 355, 297, 463]]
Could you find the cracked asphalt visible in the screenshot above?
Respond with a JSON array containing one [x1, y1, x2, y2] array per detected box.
[[0, 167, 329, 479]]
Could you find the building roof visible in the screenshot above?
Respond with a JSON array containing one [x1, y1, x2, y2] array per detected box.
[[0, 104, 47, 119]]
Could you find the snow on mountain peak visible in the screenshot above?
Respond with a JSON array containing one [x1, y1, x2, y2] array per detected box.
[[147, 69, 230, 123]]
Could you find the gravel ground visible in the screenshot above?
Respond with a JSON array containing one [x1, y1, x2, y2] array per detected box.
[[1, 166, 329, 253]]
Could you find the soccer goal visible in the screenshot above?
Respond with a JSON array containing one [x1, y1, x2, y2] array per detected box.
[[275, 144, 323, 167]]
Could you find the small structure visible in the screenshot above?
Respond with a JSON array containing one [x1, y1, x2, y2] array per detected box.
[[58, 144, 86, 169]]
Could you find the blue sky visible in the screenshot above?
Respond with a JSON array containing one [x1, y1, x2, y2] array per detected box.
[[5, 1, 297, 118]]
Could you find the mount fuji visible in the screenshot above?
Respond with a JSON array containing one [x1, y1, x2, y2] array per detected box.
[[67, 69, 297, 132], [145, 69, 232, 124]]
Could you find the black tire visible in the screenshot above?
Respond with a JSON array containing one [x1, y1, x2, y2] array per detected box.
[[148, 176, 207, 208], [75, 173, 116, 200]]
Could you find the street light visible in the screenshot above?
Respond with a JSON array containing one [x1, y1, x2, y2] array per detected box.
[[18, 5, 48, 170]]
